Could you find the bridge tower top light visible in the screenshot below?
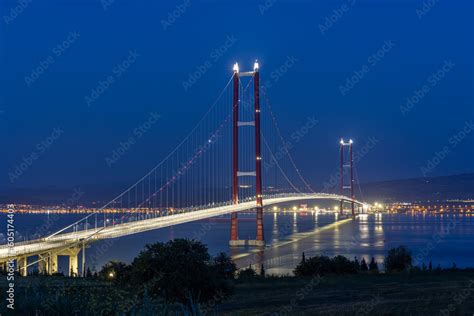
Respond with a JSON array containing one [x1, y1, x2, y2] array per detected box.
[[233, 61, 259, 76], [340, 138, 353, 146]]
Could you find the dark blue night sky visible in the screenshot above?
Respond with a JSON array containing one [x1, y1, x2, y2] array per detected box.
[[0, 0, 472, 188]]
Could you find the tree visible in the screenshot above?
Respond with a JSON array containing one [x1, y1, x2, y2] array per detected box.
[[260, 264, 265, 278], [86, 267, 93, 278], [294, 255, 333, 276], [360, 258, 369, 271], [384, 246, 412, 272], [429, 261, 432, 271], [130, 239, 233, 312], [302, 252, 306, 263], [369, 257, 378, 273], [212, 252, 236, 280], [354, 257, 361, 271], [238, 266, 257, 279], [98, 261, 131, 284], [332, 255, 357, 274]]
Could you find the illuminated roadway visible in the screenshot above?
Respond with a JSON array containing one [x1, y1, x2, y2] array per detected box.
[[0, 193, 367, 262]]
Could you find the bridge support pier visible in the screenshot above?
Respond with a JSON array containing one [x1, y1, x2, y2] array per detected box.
[[38, 254, 49, 275], [68, 248, 80, 277], [17, 257, 27, 276], [82, 242, 86, 277], [50, 253, 58, 275]]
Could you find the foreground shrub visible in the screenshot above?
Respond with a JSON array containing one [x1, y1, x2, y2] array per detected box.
[[129, 239, 234, 313], [98, 260, 131, 284], [294, 255, 332, 276], [384, 246, 412, 272], [332, 255, 358, 274], [369, 257, 379, 272], [237, 266, 258, 280], [294, 254, 360, 276], [213, 252, 237, 280]]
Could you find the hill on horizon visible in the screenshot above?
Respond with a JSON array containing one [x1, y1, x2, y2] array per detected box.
[[0, 173, 473, 206], [360, 173, 474, 203]]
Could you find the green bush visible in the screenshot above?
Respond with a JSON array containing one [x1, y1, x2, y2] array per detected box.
[[237, 266, 258, 280], [98, 260, 131, 284], [129, 239, 234, 313], [384, 246, 412, 272]]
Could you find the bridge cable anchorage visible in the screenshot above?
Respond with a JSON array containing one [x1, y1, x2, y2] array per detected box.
[[261, 88, 315, 193]]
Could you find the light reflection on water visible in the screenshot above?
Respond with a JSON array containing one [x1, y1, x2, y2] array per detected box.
[[1, 212, 473, 275]]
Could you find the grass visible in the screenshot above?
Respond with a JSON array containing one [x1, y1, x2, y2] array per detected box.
[[222, 271, 474, 315], [1, 271, 474, 315]]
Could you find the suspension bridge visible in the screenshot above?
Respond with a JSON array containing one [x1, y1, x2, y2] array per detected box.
[[0, 61, 368, 276]]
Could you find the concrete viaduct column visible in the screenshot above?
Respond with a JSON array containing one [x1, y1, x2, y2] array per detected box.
[[50, 253, 58, 275], [17, 257, 27, 276], [38, 254, 49, 275], [68, 247, 81, 277]]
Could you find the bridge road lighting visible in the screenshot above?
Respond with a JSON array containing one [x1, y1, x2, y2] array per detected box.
[[1, 195, 368, 270]]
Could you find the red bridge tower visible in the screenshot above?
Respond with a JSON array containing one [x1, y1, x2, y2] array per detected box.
[[339, 139, 355, 216], [230, 61, 265, 247]]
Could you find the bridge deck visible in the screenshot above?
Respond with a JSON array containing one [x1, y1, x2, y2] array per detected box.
[[0, 194, 365, 261]]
